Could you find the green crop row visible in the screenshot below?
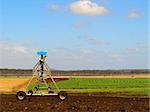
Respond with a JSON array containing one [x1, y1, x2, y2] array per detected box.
[[27, 78, 150, 95]]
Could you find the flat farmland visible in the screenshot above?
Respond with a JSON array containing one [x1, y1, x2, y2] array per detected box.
[[0, 76, 150, 96], [0, 75, 150, 112]]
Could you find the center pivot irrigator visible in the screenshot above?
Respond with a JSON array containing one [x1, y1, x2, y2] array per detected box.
[[16, 51, 67, 101]]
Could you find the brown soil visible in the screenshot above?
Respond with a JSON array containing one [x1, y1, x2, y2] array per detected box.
[[0, 78, 30, 92], [0, 78, 69, 92], [0, 93, 149, 112], [46, 78, 69, 83]]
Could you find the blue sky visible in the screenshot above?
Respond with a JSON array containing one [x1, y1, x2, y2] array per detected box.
[[0, 0, 149, 70]]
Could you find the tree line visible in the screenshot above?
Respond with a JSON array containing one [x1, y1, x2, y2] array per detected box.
[[0, 69, 149, 76]]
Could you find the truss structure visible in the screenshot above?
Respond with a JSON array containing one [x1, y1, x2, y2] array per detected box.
[[16, 51, 67, 101]]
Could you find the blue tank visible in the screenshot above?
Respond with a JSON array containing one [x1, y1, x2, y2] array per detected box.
[[37, 51, 47, 56]]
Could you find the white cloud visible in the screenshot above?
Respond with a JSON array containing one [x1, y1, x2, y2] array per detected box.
[[0, 42, 37, 69], [69, 0, 109, 16], [81, 34, 111, 46], [50, 4, 60, 11], [13, 46, 27, 53], [126, 48, 140, 53], [128, 10, 142, 19], [110, 53, 120, 59], [126, 43, 148, 54], [0, 41, 148, 70], [79, 48, 90, 54], [111, 54, 120, 59], [73, 21, 89, 28], [0, 42, 28, 54]]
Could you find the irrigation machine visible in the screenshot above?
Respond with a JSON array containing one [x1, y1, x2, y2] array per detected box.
[[16, 51, 67, 101]]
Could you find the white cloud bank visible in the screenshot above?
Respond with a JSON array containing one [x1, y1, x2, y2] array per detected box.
[[69, 0, 109, 16], [0, 42, 28, 54], [0, 42, 37, 69], [0, 41, 148, 70], [128, 10, 142, 19]]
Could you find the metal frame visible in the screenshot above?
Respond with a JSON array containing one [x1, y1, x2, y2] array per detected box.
[[25, 52, 59, 96], [16, 51, 67, 101]]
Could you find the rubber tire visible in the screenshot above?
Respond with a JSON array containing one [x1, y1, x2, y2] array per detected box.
[[34, 87, 39, 91], [48, 87, 51, 90], [16, 91, 26, 101], [28, 90, 33, 95], [58, 91, 67, 101]]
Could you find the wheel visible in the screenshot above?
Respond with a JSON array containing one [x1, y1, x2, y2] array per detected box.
[[58, 91, 67, 101], [28, 90, 33, 95], [34, 87, 39, 91], [16, 91, 26, 101], [48, 87, 51, 90]]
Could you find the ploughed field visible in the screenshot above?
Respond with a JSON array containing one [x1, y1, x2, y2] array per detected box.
[[0, 93, 149, 112]]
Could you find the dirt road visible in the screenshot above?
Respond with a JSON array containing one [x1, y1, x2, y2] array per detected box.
[[0, 93, 149, 112]]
